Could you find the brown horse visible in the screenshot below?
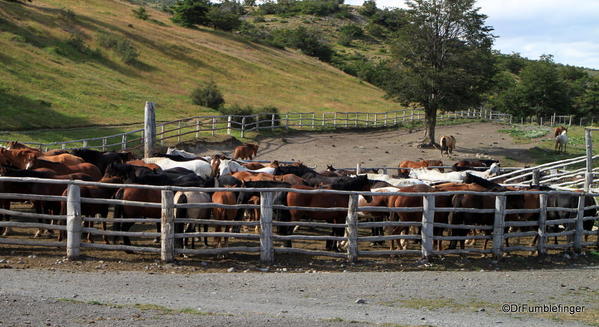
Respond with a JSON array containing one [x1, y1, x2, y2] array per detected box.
[[554, 126, 567, 137], [439, 135, 456, 156], [242, 162, 265, 170], [39, 153, 85, 166], [0, 148, 38, 169], [232, 143, 259, 160], [286, 175, 372, 251], [211, 190, 238, 248], [126, 159, 162, 172], [26, 158, 102, 180], [398, 160, 444, 177]]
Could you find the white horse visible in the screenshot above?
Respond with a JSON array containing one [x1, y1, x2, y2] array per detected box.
[[363, 173, 427, 187], [218, 159, 276, 176], [144, 157, 214, 179], [409, 163, 501, 183], [175, 191, 212, 250], [555, 130, 568, 153], [166, 147, 212, 161]]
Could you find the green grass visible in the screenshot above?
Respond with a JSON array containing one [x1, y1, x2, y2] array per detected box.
[[0, 0, 399, 132], [498, 125, 551, 139]]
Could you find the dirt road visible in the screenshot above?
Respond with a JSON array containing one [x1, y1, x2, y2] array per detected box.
[[1, 267, 597, 326]]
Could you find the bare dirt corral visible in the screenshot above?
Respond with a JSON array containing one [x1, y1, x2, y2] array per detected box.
[[1, 122, 598, 327], [250, 122, 537, 169]]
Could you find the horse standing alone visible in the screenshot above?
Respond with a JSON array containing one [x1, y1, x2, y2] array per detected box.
[[555, 130, 568, 153], [439, 136, 456, 156]]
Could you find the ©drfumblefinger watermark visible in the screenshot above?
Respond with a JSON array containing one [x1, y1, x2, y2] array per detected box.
[[501, 303, 585, 315]]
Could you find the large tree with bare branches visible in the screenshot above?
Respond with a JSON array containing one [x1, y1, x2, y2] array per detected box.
[[390, 0, 496, 146]]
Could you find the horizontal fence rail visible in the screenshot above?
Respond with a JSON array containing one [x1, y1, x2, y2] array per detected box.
[[0, 176, 597, 264]]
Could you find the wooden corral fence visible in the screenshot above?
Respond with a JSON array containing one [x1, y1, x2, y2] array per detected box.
[[0, 103, 511, 155], [0, 176, 597, 264]]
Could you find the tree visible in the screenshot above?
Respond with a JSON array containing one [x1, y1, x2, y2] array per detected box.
[[575, 76, 599, 117], [171, 0, 211, 27], [359, 0, 377, 17], [191, 80, 225, 109], [132, 6, 149, 20], [517, 55, 570, 118], [206, 6, 242, 31], [389, 0, 496, 146]]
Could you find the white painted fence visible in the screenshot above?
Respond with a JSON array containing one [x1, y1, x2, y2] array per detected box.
[[0, 176, 597, 264]]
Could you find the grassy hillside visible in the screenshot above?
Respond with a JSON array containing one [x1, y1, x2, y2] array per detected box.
[[0, 0, 398, 136]]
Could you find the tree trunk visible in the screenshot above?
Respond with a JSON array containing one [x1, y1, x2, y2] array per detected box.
[[422, 106, 437, 147]]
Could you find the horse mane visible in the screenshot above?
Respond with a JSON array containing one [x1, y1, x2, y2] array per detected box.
[[463, 173, 505, 191]]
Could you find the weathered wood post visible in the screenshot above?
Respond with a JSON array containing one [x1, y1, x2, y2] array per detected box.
[[574, 194, 586, 253], [195, 118, 200, 139], [384, 113, 388, 127], [285, 113, 289, 130], [356, 163, 361, 174], [532, 169, 540, 185], [160, 125, 164, 146], [177, 121, 182, 143], [552, 112, 556, 126], [333, 112, 337, 128], [346, 194, 359, 263], [537, 194, 548, 256], [255, 113, 260, 130], [212, 117, 216, 136], [421, 194, 435, 260], [312, 113, 316, 130], [82, 140, 88, 149], [411, 110, 415, 122], [227, 115, 232, 135], [366, 113, 369, 126], [354, 113, 358, 127], [322, 112, 326, 127], [260, 191, 274, 264], [374, 113, 378, 126], [584, 128, 593, 192], [241, 116, 246, 138], [161, 189, 175, 263], [299, 113, 303, 128], [121, 134, 127, 151], [394, 111, 398, 125], [271, 114, 276, 131], [492, 195, 506, 259], [144, 101, 156, 159], [569, 115, 572, 127], [580, 117, 583, 126], [101, 138, 107, 151], [66, 183, 82, 260]]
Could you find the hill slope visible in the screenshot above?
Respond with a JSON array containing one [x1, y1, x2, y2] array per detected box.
[[0, 0, 398, 132]]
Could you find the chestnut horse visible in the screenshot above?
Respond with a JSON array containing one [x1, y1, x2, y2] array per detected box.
[[439, 135, 456, 156], [398, 160, 444, 177], [233, 143, 259, 160], [286, 175, 372, 251]]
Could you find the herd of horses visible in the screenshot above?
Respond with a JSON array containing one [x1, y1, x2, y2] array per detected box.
[[0, 139, 596, 257]]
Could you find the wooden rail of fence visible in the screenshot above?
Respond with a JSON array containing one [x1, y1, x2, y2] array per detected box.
[[0, 176, 597, 264], [1, 104, 511, 153]]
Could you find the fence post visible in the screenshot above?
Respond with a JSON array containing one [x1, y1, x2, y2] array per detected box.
[[312, 113, 315, 130], [333, 112, 337, 128], [161, 189, 175, 263], [212, 117, 216, 136], [552, 113, 556, 126], [573, 194, 585, 253], [160, 125, 164, 146], [421, 194, 435, 260], [532, 169, 540, 185], [569, 115, 572, 127], [394, 111, 398, 125], [82, 140, 88, 149], [537, 194, 548, 256], [66, 184, 82, 260], [101, 138, 107, 151], [255, 114, 260, 130], [384, 113, 388, 127], [285, 113, 289, 130], [260, 191, 274, 264], [374, 113, 378, 127], [366, 113, 369, 126], [346, 194, 359, 263], [492, 195, 506, 259], [322, 112, 326, 127], [585, 129, 593, 192], [411, 110, 415, 122], [144, 101, 156, 159], [196, 119, 200, 139], [271, 114, 276, 131], [299, 113, 303, 128], [356, 163, 361, 174], [354, 113, 358, 127], [121, 134, 127, 151], [177, 121, 182, 143], [227, 115, 232, 135], [241, 117, 246, 138], [580, 117, 583, 126]]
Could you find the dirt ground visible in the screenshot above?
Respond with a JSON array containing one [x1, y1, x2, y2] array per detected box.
[[248, 122, 538, 169]]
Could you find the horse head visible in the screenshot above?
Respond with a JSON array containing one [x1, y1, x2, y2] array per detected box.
[[326, 164, 335, 172]]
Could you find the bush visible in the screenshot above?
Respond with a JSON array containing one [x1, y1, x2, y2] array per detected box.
[[132, 7, 149, 20], [253, 15, 266, 23], [206, 6, 242, 31], [97, 32, 139, 64], [287, 26, 333, 62], [191, 80, 225, 109], [338, 24, 363, 46], [358, 0, 377, 17], [170, 0, 211, 27]]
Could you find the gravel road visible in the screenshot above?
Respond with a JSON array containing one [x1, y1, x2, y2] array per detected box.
[[1, 267, 597, 326]]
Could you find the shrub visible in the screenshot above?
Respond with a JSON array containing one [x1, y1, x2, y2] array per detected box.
[[206, 6, 242, 31], [338, 24, 362, 46], [132, 7, 149, 20], [97, 32, 138, 64], [253, 15, 266, 23], [287, 26, 333, 62], [218, 104, 255, 124], [191, 80, 225, 109], [358, 0, 377, 17], [170, 0, 211, 27]]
